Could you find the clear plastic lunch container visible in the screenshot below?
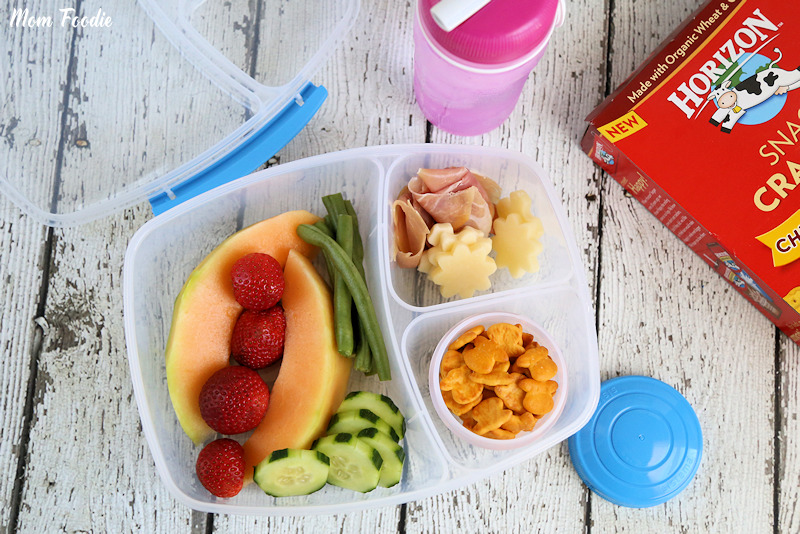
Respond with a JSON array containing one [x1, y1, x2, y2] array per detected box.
[[1, 0, 358, 226], [123, 144, 601, 515]]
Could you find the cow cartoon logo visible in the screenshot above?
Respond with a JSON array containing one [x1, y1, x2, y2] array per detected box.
[[704, 47, 800, 133], [597, 147, 615, 166]]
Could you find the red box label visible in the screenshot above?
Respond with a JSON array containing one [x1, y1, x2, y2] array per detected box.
[[583, 0, 800, 343]]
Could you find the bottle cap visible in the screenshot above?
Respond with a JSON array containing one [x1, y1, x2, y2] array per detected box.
[[419, 0, 561, 65], [568, 376, 703, 508]]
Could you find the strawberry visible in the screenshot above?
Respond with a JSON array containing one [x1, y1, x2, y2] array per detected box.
[[230, 306, 286, 369], [230, 253, 285, 310], [199, 366, 270, 434], [196, 438, 245, 498]]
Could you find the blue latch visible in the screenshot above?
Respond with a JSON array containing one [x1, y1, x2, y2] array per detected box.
[[149, 82, 327, 215]]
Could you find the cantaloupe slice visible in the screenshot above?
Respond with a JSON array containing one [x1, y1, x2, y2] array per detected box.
[[243, 249, 353, 480], [166, 210, 320, 445]]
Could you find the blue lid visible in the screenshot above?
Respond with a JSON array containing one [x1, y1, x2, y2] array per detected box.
[[568, 375, 702, 508]]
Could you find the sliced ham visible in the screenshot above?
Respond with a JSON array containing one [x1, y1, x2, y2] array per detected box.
[[417, 167, 499, 210], [391, 166, 500, 267], [398, 184, 436, 229], [473, 172, 502, 210], [412, 194, 436, 229], [414, 186, 477, 232], [411, 167, 495, 235], [392, 198, 430, 269], [415, 167, 470, 192]]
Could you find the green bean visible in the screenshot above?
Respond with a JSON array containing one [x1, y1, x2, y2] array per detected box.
[[343, 200, 372, 371], [353, 316, 373, 373], [344, 199, 366, 279], [333, 214, 355, 357], [312, 218, 334, 237], [312, 220, 337, 289], [322, 193, 349, 233], [297, 224, 391, 381]]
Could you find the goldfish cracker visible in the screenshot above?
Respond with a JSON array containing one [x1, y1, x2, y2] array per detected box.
[[521, 331, 534, 348], [462, 337, 503, 374], [487, 428, 518, 440], [440, 365, 484, 404], [469, 368, 518, 387], [501, 412, 537, 433], [509, 362, 531, 377], [461, 411, 476, 431], [442, 389, 482, 416], [473, 336, 509, 362], [471, 397, 513, 436], [440, 349, 465, 377], [493, 375, 526, 413], [516, 344, 549, 367], [491, 360, 510, 374], [529, 356, 558, 382], [485, 323, 525, 358], [519, 379, 557, 415], [449, 325, 485, 351], [516, 345, 557, 381]]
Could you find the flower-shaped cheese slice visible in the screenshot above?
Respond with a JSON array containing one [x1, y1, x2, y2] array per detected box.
[[496, 190, 541, 230], [428, 241, 497, 298], [427, 223, 458, 251], [491, 213, 544, 278]]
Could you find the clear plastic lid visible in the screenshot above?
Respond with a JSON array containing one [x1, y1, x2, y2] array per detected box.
[[1, 0, 358, 226]]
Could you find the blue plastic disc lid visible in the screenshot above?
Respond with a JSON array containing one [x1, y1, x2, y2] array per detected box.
[[568, 376, 702, 508]]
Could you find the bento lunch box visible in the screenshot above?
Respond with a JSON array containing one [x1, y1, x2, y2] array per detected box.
[[122, 144, 601, 515]]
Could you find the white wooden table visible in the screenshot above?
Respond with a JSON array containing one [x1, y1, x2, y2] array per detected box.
[[2, 0, 798, 532]]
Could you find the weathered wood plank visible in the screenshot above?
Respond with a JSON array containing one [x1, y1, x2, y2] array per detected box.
[[593, 0, 776, 531], [282, 0, 429, 153], [779, 338, 799, 533], [407, 0, 607, 530], [595, 189, 776, 532], [0, 203, 50, 531], [13, 206, 206, 534], [0, 2, 73, 529], [11, 0, 258, 531], [0, 1, 73, 218]]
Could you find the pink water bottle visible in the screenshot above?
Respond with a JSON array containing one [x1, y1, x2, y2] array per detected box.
[[414, 0, 564, 136]]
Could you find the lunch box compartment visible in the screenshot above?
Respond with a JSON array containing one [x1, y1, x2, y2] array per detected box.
[[401, 286, 595, 469], [123, 144, 600, 514], [382, 151, 575, 311]]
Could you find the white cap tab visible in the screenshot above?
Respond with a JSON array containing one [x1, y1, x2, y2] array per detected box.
[[430, 0, 492, 32]]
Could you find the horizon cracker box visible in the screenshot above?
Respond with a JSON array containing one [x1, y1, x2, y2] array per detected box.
[[582, 0, 800, 343]]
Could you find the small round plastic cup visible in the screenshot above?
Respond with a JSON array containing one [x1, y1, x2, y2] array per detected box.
[[414, 0, 564, 136], [429, 312, 567, 450]]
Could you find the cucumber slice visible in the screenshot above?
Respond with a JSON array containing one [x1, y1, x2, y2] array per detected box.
[[357, 427, 405, 488], [327, 409, 400, 442], [253, 448, 330, 497], [338, 391, 406, 439], [313, 433, 382, 492]]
